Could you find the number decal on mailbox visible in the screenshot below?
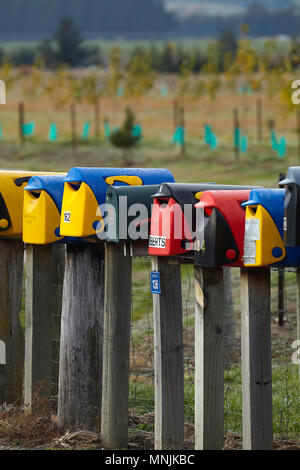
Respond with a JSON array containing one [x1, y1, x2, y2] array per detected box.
[[149, 235, 166, 248], [64, 211, 71, 223]]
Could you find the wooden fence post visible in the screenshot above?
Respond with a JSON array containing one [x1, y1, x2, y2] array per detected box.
[[101, 243, 132, 449], [151, 256, 184, 450], [194, 266, 224, 450], [51, 244, 66, 407], [58, 243, 104, 431], [0, 240, 24, 404], [240, 267, 273, 450], [24, 243, 65, 410]]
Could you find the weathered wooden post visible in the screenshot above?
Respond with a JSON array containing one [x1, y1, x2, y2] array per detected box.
[[58, 243, 104, 431], [151, 256, 184, 450], [0, 240, 24, 404], [194, 266, 224, 450], [50, 243, 66, 403], [240, 267, 273, 450], [101, 242, 132, 448], [24, 243, 65, 410]]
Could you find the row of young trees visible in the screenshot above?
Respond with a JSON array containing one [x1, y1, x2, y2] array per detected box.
[[1, 38, 295, 116]]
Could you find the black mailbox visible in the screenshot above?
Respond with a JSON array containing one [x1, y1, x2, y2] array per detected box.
[[105, 185, 160, 243], [279, 166, 300, 246]]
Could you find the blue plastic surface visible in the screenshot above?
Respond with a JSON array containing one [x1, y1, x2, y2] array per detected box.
[[64, 167, 175, 207]]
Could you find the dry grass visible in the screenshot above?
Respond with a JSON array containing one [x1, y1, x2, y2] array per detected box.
[[0, 403, 60, 448]]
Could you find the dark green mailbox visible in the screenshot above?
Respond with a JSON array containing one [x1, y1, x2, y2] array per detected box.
[[105, 185, 159, 243], [279, 166, 300, 247]]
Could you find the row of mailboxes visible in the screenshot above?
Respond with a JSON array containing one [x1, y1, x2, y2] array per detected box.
[[2, 166, 300, 269], [22, 167, 175, 244]]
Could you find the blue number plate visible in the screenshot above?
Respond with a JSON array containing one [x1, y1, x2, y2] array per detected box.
[[151, 271, 161, 294]]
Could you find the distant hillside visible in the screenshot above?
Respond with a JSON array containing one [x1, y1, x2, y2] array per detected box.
[[0, 0, 176, 40], [165, 1, 246, 19], [162, 0, 294, 18], [0, 0, 298, 41]]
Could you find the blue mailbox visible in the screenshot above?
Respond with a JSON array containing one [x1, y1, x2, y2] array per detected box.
[[59, 167, 175, 238], [23, 174, 82, 244], [242, 188, 300, 267]]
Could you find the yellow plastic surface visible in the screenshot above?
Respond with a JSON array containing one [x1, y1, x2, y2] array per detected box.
[[23, 190, 63, 244], [59, 182, 102, 237], [244, 204, 286, 266], [0, 170, 56, 238]]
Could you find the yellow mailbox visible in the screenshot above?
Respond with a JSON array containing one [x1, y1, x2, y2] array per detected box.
[[23, 174, 67, 244], [0, 170, 57, 239], [242, 189, 286, 267]]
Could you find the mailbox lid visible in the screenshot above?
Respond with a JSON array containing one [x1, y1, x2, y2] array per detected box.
[[194, 189, 250, 267], [23, 174, 67, 245], [106, 185, 159, 243], [60, 167, 175, 238], [152, 182, 258, 208], [64, 167, 175, 206], [25, 174, 66, 211], [0, 170, 58, 238], [279, 166, 300, 247], [242, 189, 285, 236]]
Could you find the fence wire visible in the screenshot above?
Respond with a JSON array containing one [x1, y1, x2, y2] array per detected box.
[[128, 259, 300, 449]]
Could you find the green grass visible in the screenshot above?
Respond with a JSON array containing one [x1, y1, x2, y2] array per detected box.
[[129, 364, 300, 439]]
